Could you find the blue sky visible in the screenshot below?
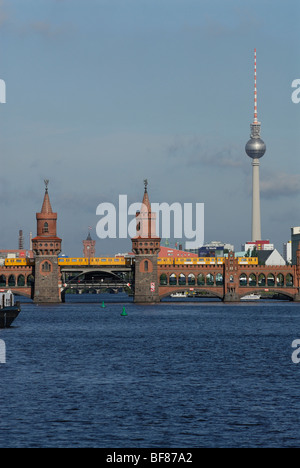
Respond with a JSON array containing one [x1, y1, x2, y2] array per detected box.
[[0, 0, 299, 256]]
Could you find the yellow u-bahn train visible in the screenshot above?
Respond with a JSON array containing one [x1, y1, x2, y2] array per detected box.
[[158, 256, 258, 266], [4, 258, 35, 267], [4, 256, 258, 268], [58, 257, 130, 266], [3, 257, 132, 267]]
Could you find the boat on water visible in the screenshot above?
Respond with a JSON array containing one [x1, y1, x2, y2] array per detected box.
[[241, 293, 261, 301], [171, 292, 188, 298], [0, 290, 21, 328]]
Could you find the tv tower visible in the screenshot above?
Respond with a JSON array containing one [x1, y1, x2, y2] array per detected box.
[[245, 48, 266, 242]]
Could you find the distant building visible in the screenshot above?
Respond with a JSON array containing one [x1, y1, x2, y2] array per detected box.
[[159, 246, 197, 258], [242, 240, 274, 252], [207, 241, 234, 251], [83, 232, 96, 258], [229, 251, 249, 258], [188, 241, 234, 258], [292, 227, 300, 265], [0, 249, 33, 259], [283, 241, 292, 264], [256, 249, 285, 266], [198, 246, 222, 258]]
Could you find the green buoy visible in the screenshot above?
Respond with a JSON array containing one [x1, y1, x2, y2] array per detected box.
[[101, 301, 106, 308], [121, 307, 128, 316]]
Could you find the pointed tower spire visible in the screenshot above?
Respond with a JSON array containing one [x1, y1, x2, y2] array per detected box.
[[41, 180, 53, 214], [141, 179, 151, 214], [134, 180, 159, 239], [34, 180, 60, 238]]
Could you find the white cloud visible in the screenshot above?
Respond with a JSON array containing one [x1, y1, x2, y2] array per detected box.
[[261, 171, 300, 199]]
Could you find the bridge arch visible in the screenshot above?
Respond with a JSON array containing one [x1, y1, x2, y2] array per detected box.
[[160, 273, 168, 286], [239, 273, 247, 286], [286, 273, 293, 287], [197, 273, 205, 286], [61, 268, 131, 295], [8, 274, 16, 287], [276, 273, 284, 287], [216, 273, 224, 286], [159, 287, 224, 301], [0, 275, 6, 287], [206, 273, 214, 286], [17, 274, 25, 287], [169, 273, 177, 286], [11, 289, 33, 300], [237, 289, 294, 301], [27, 275, 35, 287], [249, 273, 257, 287], [267, 273, 275, 287], [179, 274, 186, 286], [258, 273, 266, 287], [188, 273, 196, 286]]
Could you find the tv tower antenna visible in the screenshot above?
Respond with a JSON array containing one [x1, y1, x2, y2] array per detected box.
[[254, 48, 258, 123]]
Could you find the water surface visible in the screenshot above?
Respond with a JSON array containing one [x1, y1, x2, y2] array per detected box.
[[0, 294, 300, 448]]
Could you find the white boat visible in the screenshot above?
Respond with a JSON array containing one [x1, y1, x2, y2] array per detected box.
[[0, 290, 21, 328], [241, 293, 261, 301], [171, 292, 188, 298]]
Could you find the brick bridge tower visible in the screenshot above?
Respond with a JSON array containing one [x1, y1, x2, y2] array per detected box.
[[223, 251, 240, 302], [132, 180, 161, 303], [32, 180, 62, 303]]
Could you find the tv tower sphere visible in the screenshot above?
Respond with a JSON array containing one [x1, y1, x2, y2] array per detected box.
[[245, 131, 266, 159]]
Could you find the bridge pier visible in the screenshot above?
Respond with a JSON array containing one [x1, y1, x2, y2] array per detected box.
[[223, 292, 240, 303]]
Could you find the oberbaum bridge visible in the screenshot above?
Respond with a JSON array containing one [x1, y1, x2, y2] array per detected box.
[[1, 181, 300, 304], [1, 50, 298, 305]]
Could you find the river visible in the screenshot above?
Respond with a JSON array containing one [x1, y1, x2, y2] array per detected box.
[[0, 294, 300, 448]]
